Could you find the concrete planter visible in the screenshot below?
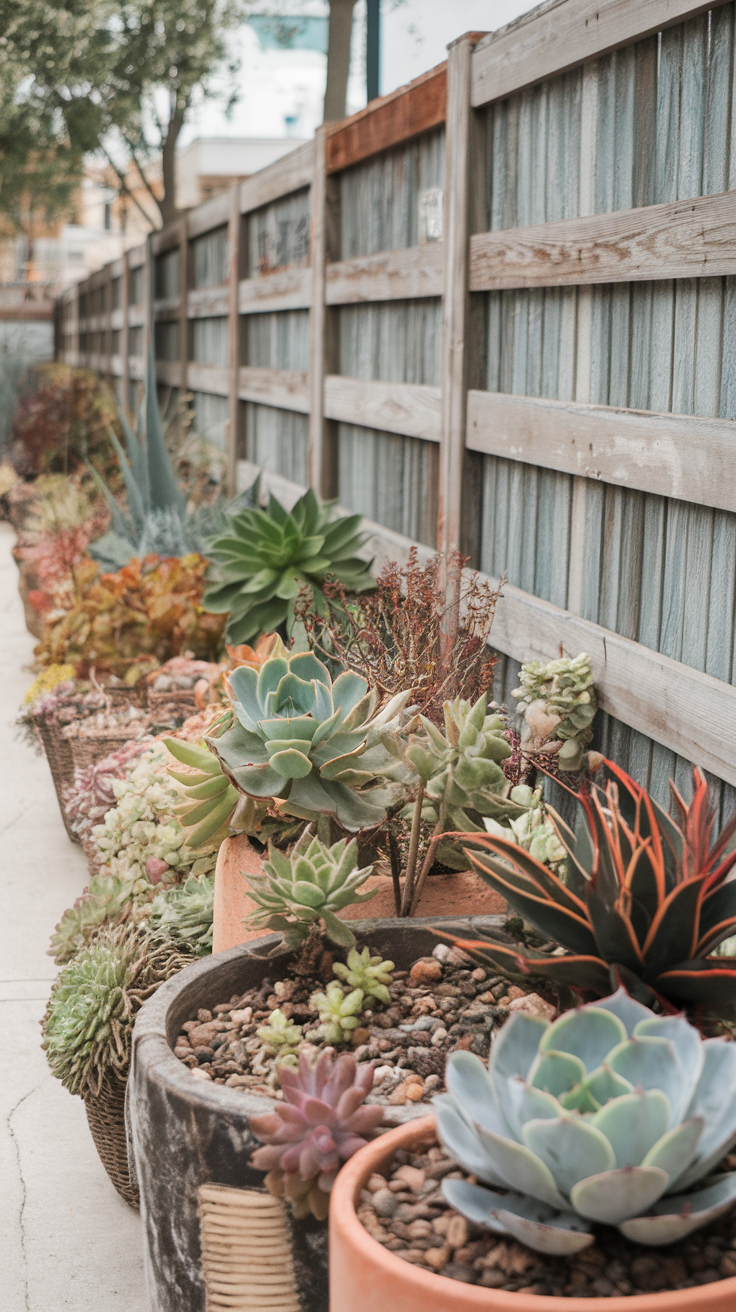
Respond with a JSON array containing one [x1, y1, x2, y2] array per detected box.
[[128, 914, 505, 1312]]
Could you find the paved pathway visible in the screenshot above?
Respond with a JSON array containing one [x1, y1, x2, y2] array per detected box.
[[0, 524, 149, 1312]]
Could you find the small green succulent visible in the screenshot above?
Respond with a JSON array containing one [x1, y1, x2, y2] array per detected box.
[[333, 947, 394, 1006], [436, 988, 736, 1255], [257, 1007, 304, 1057], [406, 694, 521, 833], [49, 873, 142, 965], [311, 979, 365, 1045], [203, 486, 376, 643], [41, 923, 194, 1097], [512, 652, 597, 771], [242, 830, 377, 951], [484, 785, 567, 877], [150, 873, 215, 956], [209, 649, 410, 830]]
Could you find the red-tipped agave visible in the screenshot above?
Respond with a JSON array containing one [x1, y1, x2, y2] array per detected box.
[[451, 760, 736, 1014]]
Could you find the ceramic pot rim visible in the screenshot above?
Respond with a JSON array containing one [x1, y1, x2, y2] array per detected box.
[[329, 1115, 736, 1312]]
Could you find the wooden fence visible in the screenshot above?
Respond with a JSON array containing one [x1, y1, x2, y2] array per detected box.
[[56, 0, 736, 819]]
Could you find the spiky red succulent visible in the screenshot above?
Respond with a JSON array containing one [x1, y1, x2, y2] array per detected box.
[[452, 760, 736, 1015], [250, 1050, 384, 1218]]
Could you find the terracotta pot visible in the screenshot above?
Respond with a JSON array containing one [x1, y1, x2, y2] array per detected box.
[[329, 1116, 736, 1312], [213, 832, 506, 953], [129, 916, 505, 1312]]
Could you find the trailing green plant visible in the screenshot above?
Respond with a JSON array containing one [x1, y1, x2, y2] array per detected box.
[[242, 829, 377, 951], [250, 1049, 384, 1218], [150, 873, 215, 956], [209, 649, 410, 830], [332, 947, 394, 1006], [202, 485, 376, 643], [88, 346, 227, 570], [311, 980, 365, 1044], [41, 923, 194, 1097], [48, 873, 144, 965], [436, 988, 736, 1254], [450, 760, 736, 1014], [512, 652, 597, 772]]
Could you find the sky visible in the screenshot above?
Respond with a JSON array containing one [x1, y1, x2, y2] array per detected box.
[[180, 0, 536, 147]]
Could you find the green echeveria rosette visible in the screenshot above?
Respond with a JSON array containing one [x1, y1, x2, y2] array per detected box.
[[202, 487, 376, 644], [435, 988, 736, 1256], [208, 649, 410, 830], [243, 830, 377, 950]]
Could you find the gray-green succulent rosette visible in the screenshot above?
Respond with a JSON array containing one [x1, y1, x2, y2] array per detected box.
[[208, 650, 410, 830], [435, 989, 736, 1254]]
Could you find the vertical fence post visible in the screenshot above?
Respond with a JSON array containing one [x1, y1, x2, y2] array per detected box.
[[121, 250, 130, 413], [179, 213, 189, 404], [227, 185, 242, 497], [308, 125, 339, 499], [104, 263, 113, 384], [437, 32, 485, 641]]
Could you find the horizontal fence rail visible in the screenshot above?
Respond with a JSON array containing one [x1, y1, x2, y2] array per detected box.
[[57, 0, 736, 817]]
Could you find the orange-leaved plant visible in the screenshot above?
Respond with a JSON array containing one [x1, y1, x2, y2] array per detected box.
[[450, 760, 736, 1014]]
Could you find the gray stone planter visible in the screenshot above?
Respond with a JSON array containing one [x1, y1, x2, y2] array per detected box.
[[128, 913, 506, 1312]]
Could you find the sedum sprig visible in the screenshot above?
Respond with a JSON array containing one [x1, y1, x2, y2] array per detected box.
[[310, 980, 365, 1044], [332, 947, 394, 1006]]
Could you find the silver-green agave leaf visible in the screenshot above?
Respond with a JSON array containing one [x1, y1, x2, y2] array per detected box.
[[435, 988, 736, 1255], [208, 650, 410, 830]]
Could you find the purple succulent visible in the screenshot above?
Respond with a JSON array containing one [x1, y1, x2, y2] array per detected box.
[[250, 1050, 384, 1218]]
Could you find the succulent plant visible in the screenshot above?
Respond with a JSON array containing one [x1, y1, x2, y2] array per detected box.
[[406, 694, 515, 830], [164, 737, 241, 850], [512, 652, 597, 771], [250, 1049, 384, 1218], [452, 760, 736, 1014], [436, 988, 736, 1254], [484, 785, 567, 877], [49, 873, 143, 965], [150, 873, 215, 956], [41, 923, 194, 1097], [88, 346, 226, 570], [209, 649, 409, 830], [333, 947, 394, 1006], [203, 485, 376, 644], [242, 830, 377, 951], [311, 980, 365, 1044], [257, 1007, 304, 1056]]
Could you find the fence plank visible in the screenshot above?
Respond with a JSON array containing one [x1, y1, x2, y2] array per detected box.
[[324, 376, 440, 439], [188, 287, 229, 318], [471, 0, 730, 107], [239, 267, 312, 314], [238, 140, 315, 214], [469, 188, 736, 289], [326, 245, 443, 306], [466, 390, 736, 512], [227, 186, 241, 495], [308, 127, 332, 497], [186, 362, 229, 395], [239, 366, 309, 412]]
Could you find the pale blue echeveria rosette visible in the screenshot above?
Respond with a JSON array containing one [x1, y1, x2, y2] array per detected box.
[[434, 988, 736, 1255]]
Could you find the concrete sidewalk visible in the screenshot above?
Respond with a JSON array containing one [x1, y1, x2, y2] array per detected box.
[[0, 524, 148, 1312]]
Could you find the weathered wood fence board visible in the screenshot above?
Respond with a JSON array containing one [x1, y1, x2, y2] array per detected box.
[[57, 0, 736, 813]]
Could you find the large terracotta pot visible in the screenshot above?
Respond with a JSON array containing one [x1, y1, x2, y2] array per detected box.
[[129, 915, 506, 1312], [213, 833, 506, 953], [329, 1116, 736, 1312]]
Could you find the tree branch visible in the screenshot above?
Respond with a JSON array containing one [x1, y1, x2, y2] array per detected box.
[[118, 132, 163, 217], [99, 144, 160, 230]]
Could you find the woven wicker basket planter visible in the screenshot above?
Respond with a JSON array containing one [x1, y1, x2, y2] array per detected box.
[[84, 1071, 139, 1208], [33, 714, 79, 842], [147, 688, 199, 715], [65, 729, 148, 775]]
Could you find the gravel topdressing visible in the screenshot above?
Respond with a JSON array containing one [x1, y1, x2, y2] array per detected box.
[[358, 1139, 736, 1298], [171, 943, 556, 1104]]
